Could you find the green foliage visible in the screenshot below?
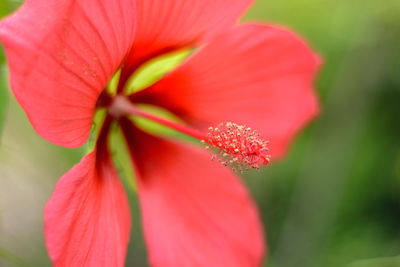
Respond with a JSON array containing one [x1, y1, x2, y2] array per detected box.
[[0, 65, 8, 142], [349, 256, 400, 267], [0, 248, 31, 267]]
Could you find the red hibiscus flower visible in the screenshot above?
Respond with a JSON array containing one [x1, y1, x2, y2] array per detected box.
[[0, 0, 319, 266]]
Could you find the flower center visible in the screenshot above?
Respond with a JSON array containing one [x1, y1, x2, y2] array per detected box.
[[95, 49, 270, 173], [108, 95, 270, 172]]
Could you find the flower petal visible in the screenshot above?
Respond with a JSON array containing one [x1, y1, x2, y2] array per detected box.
[[121, 121, 265, 267], [44, 149, 131, 267], [124, 0, 253, 70], [0, 0, 136, 147], [134, 24, 320, 158]]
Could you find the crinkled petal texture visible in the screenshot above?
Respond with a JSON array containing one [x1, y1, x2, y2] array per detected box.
[[125, 0, 253, 69], [122, 122, 264, 267], [134, 24, 320, 158], [0, 0, 136, 147], [44, 149, 131, 267]]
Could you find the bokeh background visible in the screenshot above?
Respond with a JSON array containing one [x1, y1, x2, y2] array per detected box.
[[1, 0, 399, 266]]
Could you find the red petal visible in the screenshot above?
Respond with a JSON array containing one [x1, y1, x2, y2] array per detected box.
[[125, 0, 253, 70], [44, 149, 131, 267], [0, 0, 136, 147], [134, 24, 320, 158], [121, 122, 265, 267]]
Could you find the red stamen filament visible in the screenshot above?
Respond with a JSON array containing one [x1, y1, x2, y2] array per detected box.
[[109, 95, 270, 172]]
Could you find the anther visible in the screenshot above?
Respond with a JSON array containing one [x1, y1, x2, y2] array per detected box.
[[203, 122, 271, 173]]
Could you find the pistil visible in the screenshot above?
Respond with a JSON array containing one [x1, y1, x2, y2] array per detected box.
[[109, 95, 271, 172]]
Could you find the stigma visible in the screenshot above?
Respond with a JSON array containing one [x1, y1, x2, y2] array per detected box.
[[204, 122, 271, 173]]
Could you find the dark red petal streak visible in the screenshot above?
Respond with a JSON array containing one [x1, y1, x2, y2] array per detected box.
[[0, 0, 136, 147], [124, 0, 253, 71], [121, 121, 265, 267], [44, 149, 131, 267], [134, 24, 320, 158]]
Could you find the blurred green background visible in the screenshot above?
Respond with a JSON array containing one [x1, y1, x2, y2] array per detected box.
[[0, 0, 399, 266]]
